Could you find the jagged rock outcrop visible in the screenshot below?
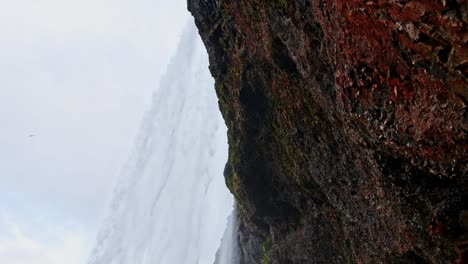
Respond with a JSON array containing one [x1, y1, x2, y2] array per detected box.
[[188, 0, 467, 263]]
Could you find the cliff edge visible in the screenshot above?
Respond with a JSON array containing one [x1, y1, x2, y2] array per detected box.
[[189, 0, 467, 263]]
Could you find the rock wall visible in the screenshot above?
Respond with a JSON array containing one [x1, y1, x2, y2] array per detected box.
[[188, 0, 467, 263]]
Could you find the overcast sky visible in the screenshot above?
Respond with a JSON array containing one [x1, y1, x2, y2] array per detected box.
[[0, 0, 189, 263]]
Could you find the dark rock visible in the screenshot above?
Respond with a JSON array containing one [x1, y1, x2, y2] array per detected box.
[[459, 211, 468, 232], [189, 0, 468, 263]]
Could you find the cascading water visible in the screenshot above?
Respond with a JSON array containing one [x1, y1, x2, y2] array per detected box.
[[88, 20, 237, 264], [214, 208, 241, 264]]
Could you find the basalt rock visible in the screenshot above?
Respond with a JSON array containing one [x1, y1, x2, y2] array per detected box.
[[188, 0, 467, 263]]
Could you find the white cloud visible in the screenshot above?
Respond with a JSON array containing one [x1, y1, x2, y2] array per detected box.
[[0, 214, 90, 264]]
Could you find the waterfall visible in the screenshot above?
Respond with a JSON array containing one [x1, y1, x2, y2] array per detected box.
[[88, 19, 236, 264], [215, 207, 241, 264]]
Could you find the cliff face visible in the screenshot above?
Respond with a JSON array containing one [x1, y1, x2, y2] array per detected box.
[[188, 0, 467, 263]]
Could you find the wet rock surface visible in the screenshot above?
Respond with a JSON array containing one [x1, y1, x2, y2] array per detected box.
[[189, 0, 467, 263]]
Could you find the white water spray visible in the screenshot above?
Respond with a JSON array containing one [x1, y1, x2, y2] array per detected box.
[[215, 207, 241, 264], [88, 20, 237, 264]]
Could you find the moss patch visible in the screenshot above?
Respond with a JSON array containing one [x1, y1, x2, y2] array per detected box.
[[270, 0, 287, 12], [262, 235, 273, 264]]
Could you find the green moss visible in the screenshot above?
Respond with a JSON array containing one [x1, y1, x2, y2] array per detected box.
[[262, 235, 272, 264], [218, 8, 242, 52], [270, 0, 287, 12], [345, 239, 357, 264], [226, 170, 241, 197], [225, 140, 249, 217], [269, 121, 303, 184], [263, 253, 271, 264]]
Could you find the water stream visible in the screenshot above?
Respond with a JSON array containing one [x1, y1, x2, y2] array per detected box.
[[88, 20, 237, 264]]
